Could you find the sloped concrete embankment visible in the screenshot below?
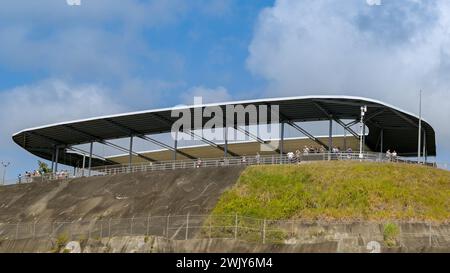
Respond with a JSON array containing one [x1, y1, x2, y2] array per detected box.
[[0, 166, 245, 223]]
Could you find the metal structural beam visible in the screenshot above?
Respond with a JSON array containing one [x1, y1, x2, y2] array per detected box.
[[234, 126, 266, 144], [67, 146, 116, 165], [183, 129, 239, 157], [389, 109, 419, 128], [63, 125, 155, 162], [286, 121, 329, 150], [312, 101, 360, 140], [365, 109, 385, 122], [103, 118, 195, 159], [270, 107, 327, 151], [152, 113, 234, 158], [335, 119, 359, 139]]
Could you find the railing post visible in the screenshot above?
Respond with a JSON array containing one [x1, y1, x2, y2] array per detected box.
[[262, 219, 266, 244], [234, 214, 238, 240], [185, 213, 190, 240]]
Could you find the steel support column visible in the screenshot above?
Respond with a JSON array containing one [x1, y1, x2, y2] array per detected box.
[[173, 131, 178, 160], [129, 135, 134, 167], [423, 130, 426, 164], [380, 129, 384, 153], [280, 122, 284, 162], [328, 119, 332, 160], [88, 142, 93, 176], [343, 129, 347, 151], [82, 153, 86, 177], [55, 146, 60, 172], [51, 147, 55, 172], [224, 127, 228, 158]]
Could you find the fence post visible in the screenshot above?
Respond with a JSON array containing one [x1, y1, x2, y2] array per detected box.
[[262, 219, 266, 244], [69, 222, 73, 241], [130, 216, 134, 235], [429, 222, 432, 247], [209, 217, 212, 239], [185, 213, 190, 240], [166, 214, 170, 239], [108, 218, 112, 238], [32, 221, 36, 239], [234, 214, 238, 240], [16, 222, 19, 240], [291, 220, 294, 237], [146, 213, 151, 236]]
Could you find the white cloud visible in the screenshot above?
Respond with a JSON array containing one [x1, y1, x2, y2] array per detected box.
[[0, 79, 126, 147], [247, 0, 450, 160], [180, 86, 232, 105]]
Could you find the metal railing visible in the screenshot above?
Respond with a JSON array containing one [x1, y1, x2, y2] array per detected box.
[[4, 152, 436, 186], [0, 214, 449, 249]]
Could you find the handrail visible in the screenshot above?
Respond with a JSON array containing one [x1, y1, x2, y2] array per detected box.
[[3, 152, 439, 186]]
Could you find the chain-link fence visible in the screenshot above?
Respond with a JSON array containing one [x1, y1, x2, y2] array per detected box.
[[1, 215, 449, 248]]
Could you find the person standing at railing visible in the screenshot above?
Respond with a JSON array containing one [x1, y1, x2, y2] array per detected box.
[[241, 155, 247, 165], [196, 158, 202, 168], [287, 151, 294, 163], [255, 153, 261, 164], [295, 149, 301, 164], [392, 150, 398, 162], [346, 147, 353, 159], [303, 146, 309, 155], [319, 146, 326, 154], [18, 174, 22, 184], [386, 149, 392, 162]]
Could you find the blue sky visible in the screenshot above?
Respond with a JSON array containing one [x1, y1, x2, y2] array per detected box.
[[1, 0, 450, 181]]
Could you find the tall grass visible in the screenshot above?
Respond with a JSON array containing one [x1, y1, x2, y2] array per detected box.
[[211, 162, 450, 222]]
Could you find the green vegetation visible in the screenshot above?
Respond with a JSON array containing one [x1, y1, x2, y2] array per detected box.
[[37, 160, 51, 174], [210, 162, 450, 222], [383, 222, 400, 247], [52, 233, 69, 253]]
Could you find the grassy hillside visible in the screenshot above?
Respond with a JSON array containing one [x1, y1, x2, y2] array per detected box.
[[210, 162, 450, 222]]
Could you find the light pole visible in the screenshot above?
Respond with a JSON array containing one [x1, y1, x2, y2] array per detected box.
[[417, 90, 422, 164], [1, 161, 11, 185], [359, 105, 367, 159]]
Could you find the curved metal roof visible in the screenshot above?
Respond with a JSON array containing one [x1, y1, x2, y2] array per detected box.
[[12, 95, 436, 167]]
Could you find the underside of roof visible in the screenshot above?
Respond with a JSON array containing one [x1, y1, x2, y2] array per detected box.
[[12, 96, 436, 167]]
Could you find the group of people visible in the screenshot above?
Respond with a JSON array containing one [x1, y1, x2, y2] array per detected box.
[[385, 149, 398, 162], [18, 169, 70, 183], [119, 146, 400, 171]]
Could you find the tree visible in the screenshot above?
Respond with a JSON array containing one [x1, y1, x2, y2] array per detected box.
[[38, 160, 51, 174]]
